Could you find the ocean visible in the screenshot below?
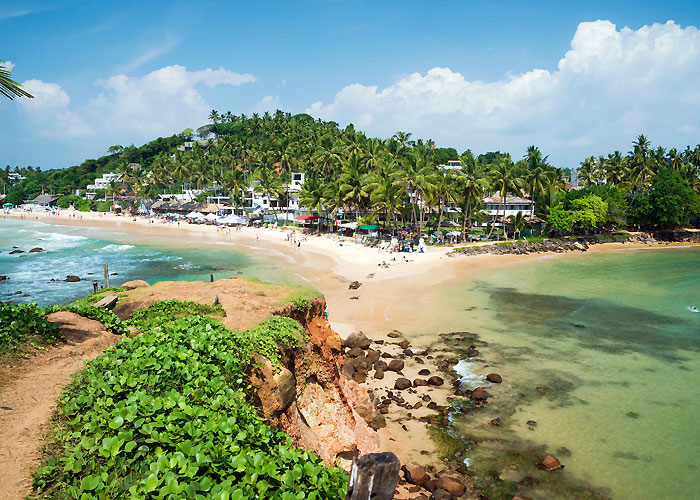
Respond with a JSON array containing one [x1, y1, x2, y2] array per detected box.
[[444, 247, 700, 499], [0, 218, 296, 306]]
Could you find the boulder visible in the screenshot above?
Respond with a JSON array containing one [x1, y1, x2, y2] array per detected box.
[[350, 356, 370, 373], [394, 378, 412, 390], [430, 489, 451, 500], [427, 376, 444, 386], [403, 463, 428, 485], [346, 346, 365, 358], [248, 354, 296, 417], [29, 247, 43, 253], [398, 339, 411, 349], [353, 372, 367, 384], [342, 362, 355, 378], [366, 349, 380, 364], [344, 331, 372, 349], [346, 452, 399, 500], [120, 279, 150, 290], [413, 378, 429, 387], [349, 281, 362, 290], [9, 250, 24, 254], [387, 332, 400, 338], [388, 359, 405, 372], [486, 373, 502, 383], [418, 368, 431, 376], [93, 294, 118, 310], [374, 360, 388, 371], [65, 275, 81, 282], [0, 276, 7, 281], [374, 368, 384, 380], [435, 476, 466, 497], [536, 454, 563, 470], [471, 387, 488, 401]]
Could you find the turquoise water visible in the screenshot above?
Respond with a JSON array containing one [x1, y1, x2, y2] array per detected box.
[[0, 219, 296, 306], [446, 248, 700, 499]]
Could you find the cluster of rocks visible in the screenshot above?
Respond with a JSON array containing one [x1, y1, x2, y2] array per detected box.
[[5, 246, 43, 254], [399, 462, 467, 499]]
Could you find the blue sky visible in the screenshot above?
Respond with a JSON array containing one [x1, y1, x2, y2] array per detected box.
[[2, 0, 700, 170]]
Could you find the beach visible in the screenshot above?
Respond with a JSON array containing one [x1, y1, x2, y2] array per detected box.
[[2, 211, 700, 499]]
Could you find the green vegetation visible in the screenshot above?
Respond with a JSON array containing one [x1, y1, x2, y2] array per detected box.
[[128, 299, 226, 330], [66, 288, 127, 308], [0, 303, 62, 351], [629, 167, 700, 228], [32, 302, 346, 499], [47, 304, 131, 337], [291, 298, 311, 312], [547, 194, 608, 234]]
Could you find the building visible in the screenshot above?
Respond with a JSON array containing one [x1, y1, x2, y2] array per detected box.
[[438, 160, 462, 171], [26, 194, 59, 207], [7, 172, 25, 182], [87, 173, 122, 191], [482, 195, 534, 221]]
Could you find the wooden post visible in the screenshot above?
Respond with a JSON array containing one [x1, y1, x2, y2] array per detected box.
[[92, 280, 99, 293], [345, 452, 400, 500], [210, 273, 214, 283], [103, 264, 109, 289]]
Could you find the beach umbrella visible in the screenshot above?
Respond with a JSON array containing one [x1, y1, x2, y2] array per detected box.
[[296, 214, 319, 221], [205, 213, 219, 221], [3, 202, 13, 206]]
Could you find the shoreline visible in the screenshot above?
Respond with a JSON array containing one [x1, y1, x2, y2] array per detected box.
[[3, 211, 699, 498]]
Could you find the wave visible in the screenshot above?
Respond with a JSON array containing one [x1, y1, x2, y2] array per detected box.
[[100, 244, 135, 252], [454, 359, 484, 389]]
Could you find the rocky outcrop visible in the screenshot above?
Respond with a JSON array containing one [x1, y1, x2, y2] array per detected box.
[[264, 298, 381, 467], [29, 247, 43, 253], [536, 454, 563, 470], [65, 275, 80, 282], [448, 233, 659, 257], [120, 279, 150, 290]]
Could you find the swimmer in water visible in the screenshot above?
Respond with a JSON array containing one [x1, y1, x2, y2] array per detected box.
[[690, 306, 699, 313]]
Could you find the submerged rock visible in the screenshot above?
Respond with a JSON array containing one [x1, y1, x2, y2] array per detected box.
[[536, 454, 563, 470], [486, 373, 502, 383], [471, 387, 488, 401], [29, 247, 43, 253], [65, 275, 81, 282]]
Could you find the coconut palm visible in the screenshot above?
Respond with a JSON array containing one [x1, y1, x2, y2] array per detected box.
[[508, 212, 527, 240], [487, 156, 524, 240], [0, 60, 33, 100], [453, 153, 488, 241]]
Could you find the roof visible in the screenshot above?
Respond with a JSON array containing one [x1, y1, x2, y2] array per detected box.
[[29, 194, 59, 204], [483, 195, 533, 204]]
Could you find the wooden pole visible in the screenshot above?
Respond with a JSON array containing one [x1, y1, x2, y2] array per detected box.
[[210, 273, 214, 283], [104, 264, 109, 289], [92, 280, 99, 293], [345, 452, 400, 500]]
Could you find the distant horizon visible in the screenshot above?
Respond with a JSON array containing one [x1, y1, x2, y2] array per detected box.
[[2, 1, 700, 170]]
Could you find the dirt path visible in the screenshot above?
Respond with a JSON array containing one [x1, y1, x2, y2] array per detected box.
[[0, 312, 121, 500]]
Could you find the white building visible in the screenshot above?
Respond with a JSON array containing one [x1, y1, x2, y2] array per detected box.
[[7, 172, 25, 182], [438, 160, 462, 171], [87, 173, 122, 190], [482, 195, 534, 221]]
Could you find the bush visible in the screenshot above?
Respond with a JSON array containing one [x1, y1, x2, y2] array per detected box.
[[0, 303, 62, 350], [33, 314, 346, 499], [48, 304, 130, 336], [128, 299, 226, 331]]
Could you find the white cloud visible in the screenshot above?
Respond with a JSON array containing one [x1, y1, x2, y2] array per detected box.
[[3, 60, 14, 71], [17, 64, 256, 141], [120, 34, 179, 73], [306, 20, 700, 166], [253, 95, 281, 114], [19, 79, 93, 137]]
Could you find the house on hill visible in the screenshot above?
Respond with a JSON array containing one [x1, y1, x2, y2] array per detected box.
[[27, 194, 59, 207]]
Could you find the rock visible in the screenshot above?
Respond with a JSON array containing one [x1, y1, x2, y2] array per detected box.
[[626, 411, 639, 418], [471, 387, 488, 401], [527, 420, 537, 427], [413, 378, 429, 387], [353, 372, 367, 384], [412, 401, 422, 409], [65, 275, 81, 282], [399, 339, 411, 349], [512, 497, 534, 500], [29, 247, 43, 253], [342, 362, 355, 378], [121, 279, 150, 290], [349, 281, 362, 290], [435, 476, 466, 497], [427, 376, 444, 386], [0, 276, 7, 281], [418, 368, 431, 376], [388, 359, 405, 372], [557, 447, 572, 457], [387, 332, 400, 338], [93, 294, 118, 310], [430, 489, 451, 500], [367, 349, 380, 363], [427, 402, 438, 410], [486, 373, 502, 383], [350, 296, 359, 300], [536, 454, 563, 471], [248, 354, 296, 417], [404, 348, 414, 356], [394, 378, 412, 390], [351, 357, 371, 374], [9, 249, 24, 254], [374, 360, 388, 371], [374, 368, 385, 380], [345, 331, 372, 349], [381, 352, 392, 358], [346, 346, 365, 358], [403, 463, 428, 485], [346, 452, 400, 500], [490, 418, 500, 426]]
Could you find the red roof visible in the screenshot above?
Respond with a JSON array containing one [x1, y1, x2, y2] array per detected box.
[[296, 214, 319, 221]]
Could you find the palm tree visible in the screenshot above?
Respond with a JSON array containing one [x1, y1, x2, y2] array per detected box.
[[508, 212, 527, 240], [524, 166, 548, 217], [299, 175, 325, 230], [453, 153, 488, 242], [0, 61, 33, 100], [339, 153, 369, 215], [254, 167, 283, 218], [487, 156, 523, 240]]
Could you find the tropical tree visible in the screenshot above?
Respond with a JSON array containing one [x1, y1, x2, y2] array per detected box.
[[487, 155, 523, 239], [0, 60, 33, 99]]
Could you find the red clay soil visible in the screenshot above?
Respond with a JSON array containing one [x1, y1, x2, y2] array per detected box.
[[0, 312, 122, 500]]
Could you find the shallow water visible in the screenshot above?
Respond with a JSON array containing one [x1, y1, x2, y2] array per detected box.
[[0, 219, 298, 306], [444, 248, 700, 499]]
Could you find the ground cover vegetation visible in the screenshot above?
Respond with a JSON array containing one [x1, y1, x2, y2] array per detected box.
[[31, 299, 348, 499], [0, 302, 62, 351], [4, 111, 699, 236]]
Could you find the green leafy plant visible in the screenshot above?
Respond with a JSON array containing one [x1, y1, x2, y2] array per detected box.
[[0, 303, 62, 350], [291, 298, 311, 312], [127, 299, 226, 330], [32, 314, 346, 499], [48, 304, 130, 337]]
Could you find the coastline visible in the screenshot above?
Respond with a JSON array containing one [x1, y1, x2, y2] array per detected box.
[[3, 211, 699, 498]]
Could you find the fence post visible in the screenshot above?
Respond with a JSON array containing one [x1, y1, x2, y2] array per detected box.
[[103, 264, 109, 289]]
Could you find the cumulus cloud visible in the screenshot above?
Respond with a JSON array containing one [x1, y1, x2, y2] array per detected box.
[[18, 64, 256, 141], [3, 60, 14, 71], [307, 20, 700, 166], [253, 95, 281, 114]]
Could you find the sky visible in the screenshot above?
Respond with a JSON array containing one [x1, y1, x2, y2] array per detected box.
[[2, 0, 700, 171]]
